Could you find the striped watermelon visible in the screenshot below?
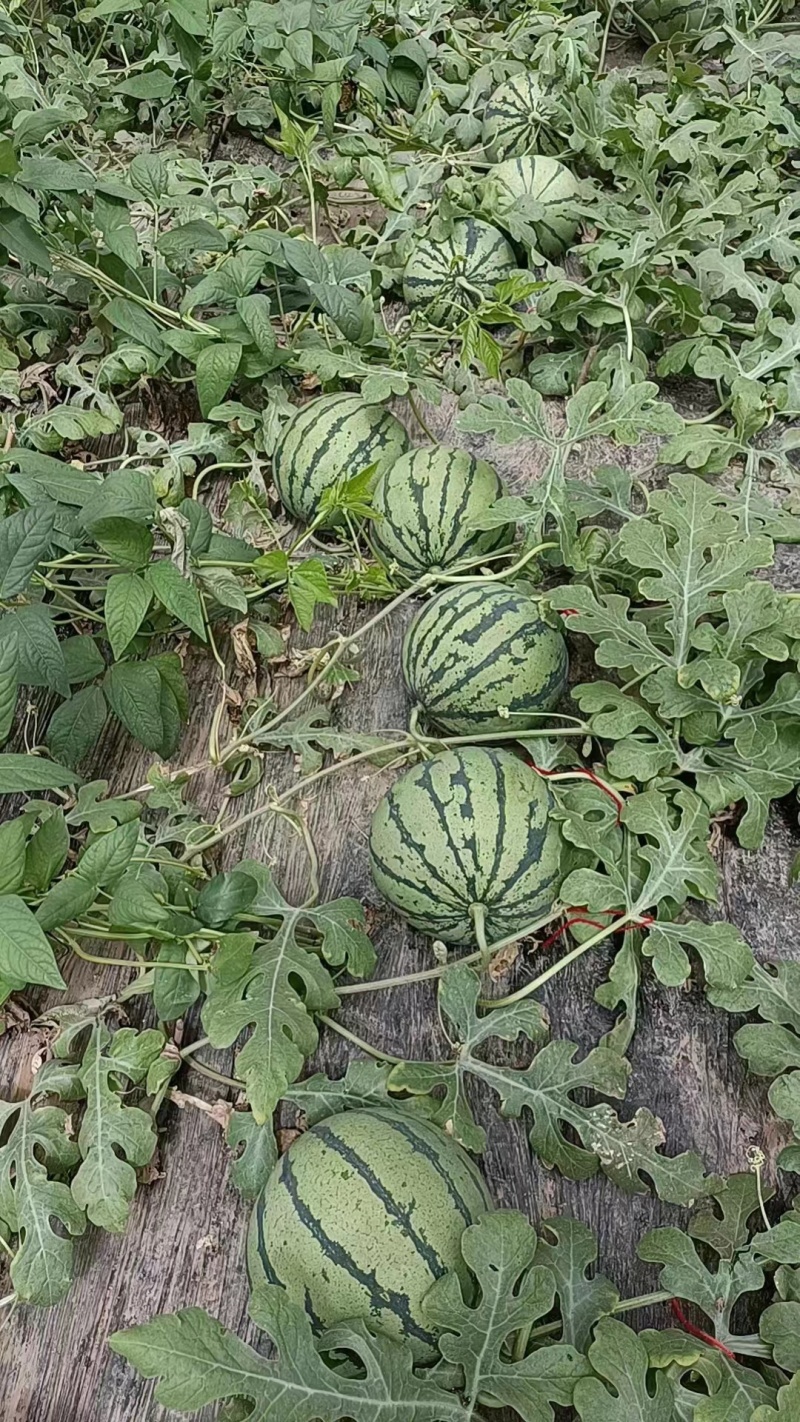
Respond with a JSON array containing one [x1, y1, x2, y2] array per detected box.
[[403, 218, 517, 327], [402, 582, 568, 734], [488, 156, 579, 258], [482, 73, 552, 163], [272, 393, 409, 524], [247, 1108, 490, 1360], [633, 0, 716, 37], [370, 446, 514, 583], [369, 746, 563, 944]]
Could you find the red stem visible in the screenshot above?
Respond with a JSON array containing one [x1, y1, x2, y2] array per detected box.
[[536, 909, 653, 955], [670, 1300, 737, 1361]]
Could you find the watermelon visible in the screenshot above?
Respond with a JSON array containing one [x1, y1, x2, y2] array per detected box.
[[369, 746, 562, 944], [402, 582, 568, 734], [370, 446, 515, 583], [632, 0, 716, 38], [272, 393, 409, 524], [488, 156, 579, 258], [482, 73, 552, 163], [403, 218, 517, 327], [247, 1107, 490, 1360]]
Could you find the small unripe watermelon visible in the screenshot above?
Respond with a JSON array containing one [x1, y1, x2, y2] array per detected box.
[[402, 582, 568, 734], [370, 446, 514, 583], [369, 746, 563, 944], [247, 1107, 490, 1359], [488, 155, 579, 257], [482, 73, 553, 162], [403, 218, 517, 327], [272, 393, 409, 524]]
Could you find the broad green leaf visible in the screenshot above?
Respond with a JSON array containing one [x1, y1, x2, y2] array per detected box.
[[424, 1211, 590, 1417], [70, 1024, 164, 1232], [104, 661, 166, 752], [533, 1219, 619, 1351], [226, 1112, 277, 1200], [110, 1284, 465, 1419], [0, 754, 76, 793], [195, 342, 242, 418], [145, 561, 206, 640], [0, 449, 102, 506], [165, 0, 208, 35], [573, 1318, 675, 1421], [103, 297, 165, 356], [0, 895, 64, 988], [0, 816, 30, 896], [104, 573, 152, 658], [80, 469, 156, 528], [0, 625, 18, 744], [158, 219, 226, 261], [237, 294, 276, 357], [0, 207, 51, 269], [46, 686, 108, 769], [37, 820, 140, 932], [62, 634, 106, 685], [201, 930, 339, 1123], [25, 810, 70, 894], [0, 1100, 84, 1306], [287, 557, 337, 631], [152, 944, 203, 1023], [116, 71, 175, 101], [0, 503, 56, 597], [0, 604, 69, 696]]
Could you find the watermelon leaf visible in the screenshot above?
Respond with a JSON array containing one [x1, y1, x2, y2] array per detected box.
[[226, 1111, 278, 1200], [201, 930, 340, 1123], [66, 1024, 164, 1232], [109, 1283, 466, 1420], [423, 1210, 591, 1416], [533, 1219, 619, 1353], [0, 1099, 85, 1306], [285, 1060, 399, 1124], [236, 858, 377, 976], [573, 1318, 676, 1422], [393, 967, 717, 1205], [390, 964, 548, 1153]]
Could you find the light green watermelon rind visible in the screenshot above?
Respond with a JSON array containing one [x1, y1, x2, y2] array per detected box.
[[370, 447, 515, 581], [402, 582, 569, 734], [369, 747, 562, 944], [246, 1108, 490, 1360]]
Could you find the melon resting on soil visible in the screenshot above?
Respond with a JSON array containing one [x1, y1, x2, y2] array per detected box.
[[272, 391, 409, 524], [369, 746, 563, 945], [370, 446, 514, 582], [402, 581, 569, 734], [247, 1107, 491, 1359]]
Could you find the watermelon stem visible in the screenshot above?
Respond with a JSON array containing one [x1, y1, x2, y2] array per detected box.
[[336, 909, 563, 996], [470, 903, 490, 963], [486, 912, 644, 1009], [317, 1012, 404, 1065]]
